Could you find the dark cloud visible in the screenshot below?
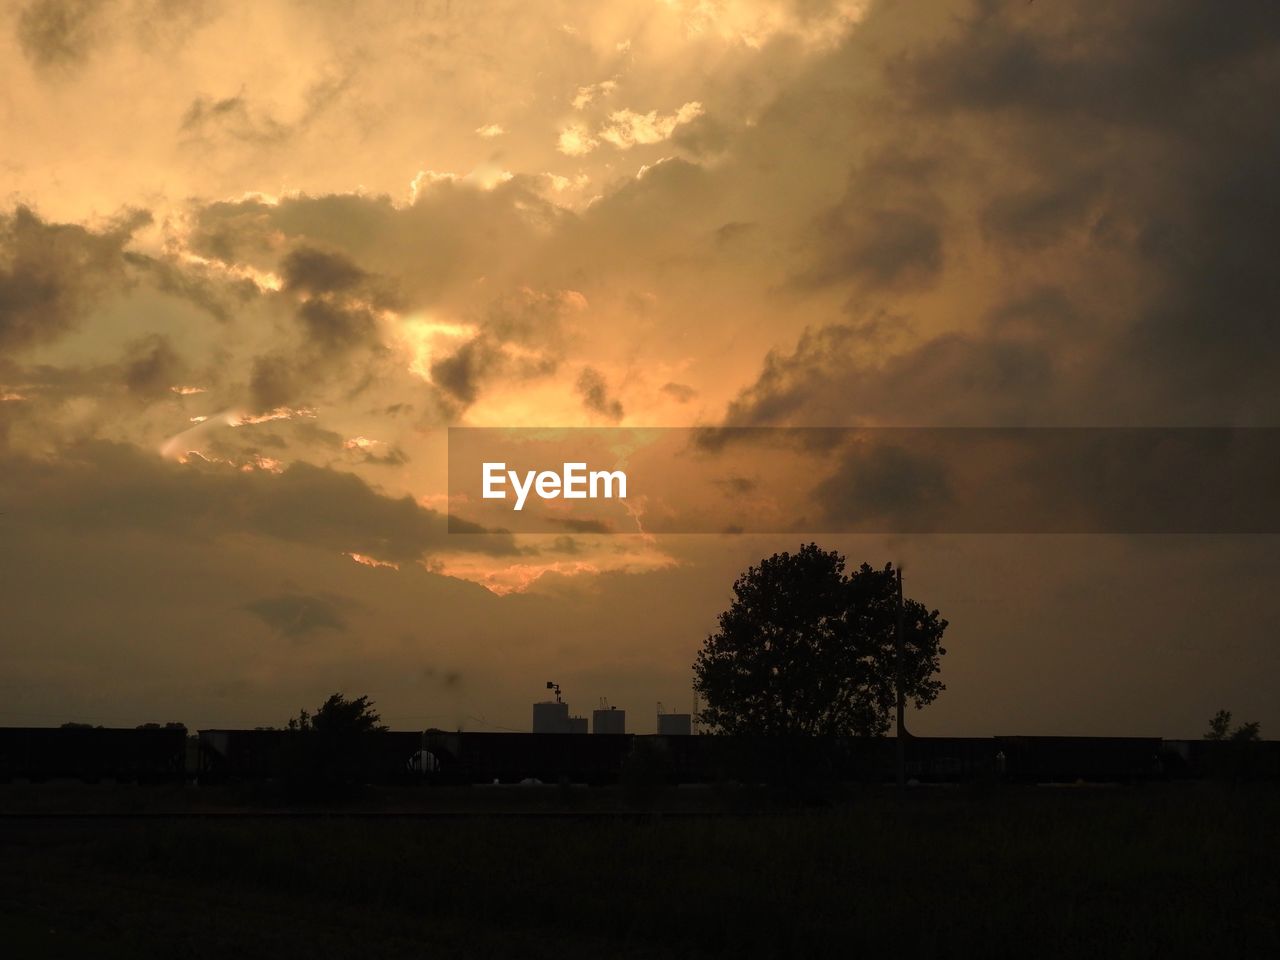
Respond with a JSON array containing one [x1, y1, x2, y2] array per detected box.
[[0, 205, 146, 354], [429, 288, 575, 413], [713, 221, 756, 246], [898, 1, 1280, 125], [660, 382, 697, 403], [430, 338, 499, 408], [979, 170, 1106, 250], [670, 112, 732, 158], [281, 246, 368, 296], [243, 591, 352, 638], [421, 665, 463, 690], [179, 72, 349, 145], [804, 427, 1280, 535], [353, 444, 408, 467], [720, 321, 1059, 428], [247, 353, 298, 411], [812, 441, 952, 530], [576, 366, 623, 422], [0, 441, 518, 561], [548, 517, 612, 535], [715, 1, 1280, 428], [890, 0, 1280, 423], [122, 334, 183, 398], [123, 250, 256, 323], [16, 0, 107, 69], [184, 190, 578, 418], [180, 93, 286, 143], [790, 150, 944, 292], [713, 476, 757, 496], [185, 178, 569, 306], [547, 535, 580, 554], [296, 298, 378, 353], [240, 297, 385, 414]]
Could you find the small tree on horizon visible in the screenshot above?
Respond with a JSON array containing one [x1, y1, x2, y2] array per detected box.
[[1204, 709, 1261, 742], [284, 693, 387, 793], [287, 693, 387, 735], [692, 544, 948, 737]]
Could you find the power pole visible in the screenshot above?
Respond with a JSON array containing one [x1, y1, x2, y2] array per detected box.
[[896, 565, 906, 791]]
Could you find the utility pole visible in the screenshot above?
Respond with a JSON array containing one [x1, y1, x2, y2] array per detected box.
[[896, 564, 906, 791]]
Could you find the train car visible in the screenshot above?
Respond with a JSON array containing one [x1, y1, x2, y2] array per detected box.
[[424, 731, 635, 784], [905, 737, 1000, 782], [198, 729, 427, 784], [996, 736, 1162, 783], [0, 726, 188, 783], [1162, 739, 1280, 781]]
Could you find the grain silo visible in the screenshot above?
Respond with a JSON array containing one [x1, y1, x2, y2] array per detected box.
[[657, 713, 692, 736], [533, 700, 570, 733], [593, 706, 626, 735]]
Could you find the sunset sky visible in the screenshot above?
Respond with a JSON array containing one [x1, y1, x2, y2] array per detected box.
[[3, 0, 1278, 736]]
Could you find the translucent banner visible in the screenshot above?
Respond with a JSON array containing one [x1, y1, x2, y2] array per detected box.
[[447, 427, 1280, 534]]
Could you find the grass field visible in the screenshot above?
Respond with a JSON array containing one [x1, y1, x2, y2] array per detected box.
[[1, 783, 1276, 958]]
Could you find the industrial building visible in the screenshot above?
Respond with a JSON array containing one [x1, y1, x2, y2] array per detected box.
[[532, 682, 588, 734], [593, 706, 625, 735], [532, 700, 569, 734], [657, 713, 692, 736]]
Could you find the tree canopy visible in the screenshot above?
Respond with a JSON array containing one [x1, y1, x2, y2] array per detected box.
[[287, 693, 387, 736], [1204, 709, 1261, 742], [693, 544, 948, 737]]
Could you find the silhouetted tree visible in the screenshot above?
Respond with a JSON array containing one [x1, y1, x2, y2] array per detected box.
[[287, 693, 387, 735], [693, 544, 948, 737], [285, 693, 387, 793], [1204, 709, 1261, 742], [1205, 710, 1232, 740]]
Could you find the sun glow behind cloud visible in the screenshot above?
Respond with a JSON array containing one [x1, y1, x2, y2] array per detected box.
[[398, 315, 478, 382], [431, 541, 678, 596]]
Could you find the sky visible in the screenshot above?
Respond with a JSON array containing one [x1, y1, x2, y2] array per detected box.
[[2, 0, 1278, 736]]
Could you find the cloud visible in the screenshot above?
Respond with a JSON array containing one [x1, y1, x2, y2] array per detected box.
[[243, 591, 352, 638], [123, 250, 257, 323], [572, 79, 616, 111], [178, 72, 350, 146], [0, 206, 147, 354], [548, 517, 613, 535], [575, 366, 623, 422], [557, 122, 598, 156], [789, 150, 944, 292], [598, 101, 704, 150], [296, 298, 379, 354], [429, 337, 499, 408], [719, 320, 1060, 429], [660, 381, 697, 403], [0, 441, 518, 562], [812, 440, 952, 530], [16, 0, 107, 69], [428, 287, 578, 413], [122, 334, 185, 399], [881, 0, 1280, 423], [280, 246, 369, 296]]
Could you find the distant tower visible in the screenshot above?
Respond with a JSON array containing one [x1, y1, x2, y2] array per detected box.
[[658, 713, 692, 736], [533, 680, 571, 733], [592, 698, 626, 735], [657, 701, 692, 736], [533, 700, 570, 733]]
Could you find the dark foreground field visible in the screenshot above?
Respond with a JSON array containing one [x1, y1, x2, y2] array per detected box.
[[1, 783, 1276, 959]]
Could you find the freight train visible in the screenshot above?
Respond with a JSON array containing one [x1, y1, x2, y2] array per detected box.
[[2, 726, 1276, 785], [0, 725, 189, 783]]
